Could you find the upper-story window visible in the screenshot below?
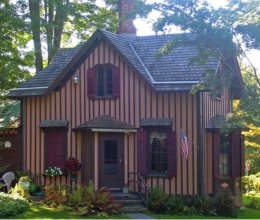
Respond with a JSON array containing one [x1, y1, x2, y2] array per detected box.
[[87, 64, 120, 98]]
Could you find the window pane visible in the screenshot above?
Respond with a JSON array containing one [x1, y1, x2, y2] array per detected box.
[[149, 132, 167, 173], [104, 140, 118, 174], [219, 133, 231, 177], [106, 67, 113, 95], [97, 68, 104, 96]]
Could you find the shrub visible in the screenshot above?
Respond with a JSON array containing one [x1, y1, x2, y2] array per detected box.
[[67, 184, 121, 216], [242, 175, 257, 192], [166, 195, 189, 215], [147, 186, 169, 213], [0, 192, 29, 218], [43, 185, 68, 208], [186, 195, 215, 215], [9, 184, 29, 200], [214, 192, 238, 217]]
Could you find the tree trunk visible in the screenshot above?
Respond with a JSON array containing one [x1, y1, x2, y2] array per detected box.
[[29, 0, 43, 72], [53, 0, 68, 60], [44, 0, 54, 64]]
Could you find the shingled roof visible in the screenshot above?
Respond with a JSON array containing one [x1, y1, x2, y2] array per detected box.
[[73, 115, 137, 131], [9, 29, 221, 97]]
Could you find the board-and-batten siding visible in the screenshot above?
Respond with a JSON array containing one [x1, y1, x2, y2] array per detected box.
[[201, 89, 232, 194], [21, 40, 233, 195]]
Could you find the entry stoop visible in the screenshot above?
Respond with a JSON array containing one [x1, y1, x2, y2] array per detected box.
[[111, 190, 146, 213]]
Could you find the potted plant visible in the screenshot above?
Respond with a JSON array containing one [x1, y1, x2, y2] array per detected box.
[[64, 157, 82, 180], [18, 176, 31, 189]]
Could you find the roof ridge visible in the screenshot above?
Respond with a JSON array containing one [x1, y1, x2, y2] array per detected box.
[[127, 41, 155, 83]]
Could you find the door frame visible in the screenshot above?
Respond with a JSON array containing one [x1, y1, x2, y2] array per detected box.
[[98, 132, 124, 188]]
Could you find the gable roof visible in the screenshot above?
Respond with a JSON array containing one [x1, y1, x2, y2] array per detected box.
[[9, 29, 223, 97]]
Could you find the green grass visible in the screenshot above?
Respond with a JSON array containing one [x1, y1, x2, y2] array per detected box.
[[149, 208, 260, 219], [8, 205, 130, 219]]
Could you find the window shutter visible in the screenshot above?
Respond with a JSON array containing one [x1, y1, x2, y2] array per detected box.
[[241, 134, 245, 176], [46, 129, 66, 167], [231, 131, 240, 178], [167, 132, 177, 177], [112, 66, 120, 97], [213, 131, 220, 179], [137, 130, 148, 176], [87, 68, 96, 97]]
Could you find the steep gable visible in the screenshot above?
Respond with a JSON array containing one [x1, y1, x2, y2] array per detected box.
[[9, 29, 234, 97]]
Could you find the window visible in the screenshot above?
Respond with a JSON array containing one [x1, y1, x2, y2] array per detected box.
[[137, 127, 176, 177], [45, 129, 67, 168], [87, 65, 120, 98], [149, 132, 167, 174], [96, 66, 113, 96], [219, 133, 231, 177]]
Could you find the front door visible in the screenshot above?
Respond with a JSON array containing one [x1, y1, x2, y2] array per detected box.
[[99, 133, 124, 188]]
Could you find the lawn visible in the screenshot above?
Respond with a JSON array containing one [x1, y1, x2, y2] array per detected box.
[[9, 205, 130, 219], [149, 208, 260, 219]]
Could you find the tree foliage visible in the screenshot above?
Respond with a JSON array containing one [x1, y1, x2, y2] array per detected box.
[[0, 0, 33, 97], [141, 0, 260, 88], [21, 0, 118, 71]]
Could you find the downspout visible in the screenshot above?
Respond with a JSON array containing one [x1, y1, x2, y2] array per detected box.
[[197, 91, 205, 195], [19, 99, 24, 170]]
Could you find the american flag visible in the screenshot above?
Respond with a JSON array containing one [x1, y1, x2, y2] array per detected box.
[[181, 131, 189, 159]]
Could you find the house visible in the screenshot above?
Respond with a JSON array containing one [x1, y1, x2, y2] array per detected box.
[[9, 0, 244, 204]]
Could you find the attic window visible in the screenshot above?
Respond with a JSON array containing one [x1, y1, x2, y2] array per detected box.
[[87, 64, 120, 98]]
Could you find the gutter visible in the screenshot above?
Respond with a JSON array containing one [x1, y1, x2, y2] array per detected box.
[[9, 87, 48, 91]]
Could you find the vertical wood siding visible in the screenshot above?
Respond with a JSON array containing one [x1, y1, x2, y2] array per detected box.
[[22, 40, 230, 195]]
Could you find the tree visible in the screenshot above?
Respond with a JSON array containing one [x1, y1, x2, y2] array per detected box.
[[0, 0, 33, 98], [23, 0, 118, 71]]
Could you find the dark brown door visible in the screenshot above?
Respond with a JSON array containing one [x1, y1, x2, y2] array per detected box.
[[99, 133, 124, 188]]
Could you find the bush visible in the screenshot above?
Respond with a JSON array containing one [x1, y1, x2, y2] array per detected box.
[[242, 175, 256, 192], [148, 186, 169, 213], [0, 192, 29, 218], [214, 192, 238, 217], [43, 185, 68, 208], [67, 183, 121, 216], [166, 195, 191, 215], [9, 184, 30, 200], [187, 195, 215, 215]]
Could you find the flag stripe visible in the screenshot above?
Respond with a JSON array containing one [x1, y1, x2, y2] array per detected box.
[[181, 131, 189, 159]]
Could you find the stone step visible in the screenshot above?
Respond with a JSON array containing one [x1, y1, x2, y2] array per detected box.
[[112, 192, 140, 200], [117, 199, 144, 205], [121, 204, 146, 213]]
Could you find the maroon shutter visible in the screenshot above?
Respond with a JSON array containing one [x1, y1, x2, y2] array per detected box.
[[231, 131, 240, 178], [87, 68, 96, 97], [137, 130, 148, 176], [213, 132, 220, 179], [167, 132, 177, 177], [241, 134, 245, 176], [46, 129, 66, 167], [112, 66, 120, 97]]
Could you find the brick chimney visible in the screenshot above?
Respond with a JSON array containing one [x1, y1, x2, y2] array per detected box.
[[118, 0, 137, 36]]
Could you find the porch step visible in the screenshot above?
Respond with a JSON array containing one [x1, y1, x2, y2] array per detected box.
[[111, 191, 146, 213]]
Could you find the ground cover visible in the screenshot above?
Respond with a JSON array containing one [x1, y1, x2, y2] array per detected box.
[[9, 205, 130, 219]]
